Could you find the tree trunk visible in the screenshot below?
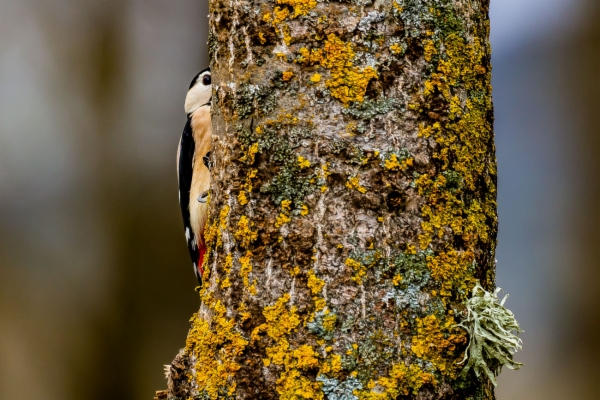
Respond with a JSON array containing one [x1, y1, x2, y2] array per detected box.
[[167, 0, 496, 399]]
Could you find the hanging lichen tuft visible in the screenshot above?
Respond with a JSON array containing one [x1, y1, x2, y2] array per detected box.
[[456, 282, 524, 386]]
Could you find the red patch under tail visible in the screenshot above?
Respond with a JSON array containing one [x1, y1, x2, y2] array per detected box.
[[197, 245, 206, 277]]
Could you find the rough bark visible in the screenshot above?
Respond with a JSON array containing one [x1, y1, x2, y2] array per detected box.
[[167, 0, 497, 399]]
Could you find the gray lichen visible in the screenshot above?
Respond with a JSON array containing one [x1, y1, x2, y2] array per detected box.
[[317, 376, 363, 400], [456, 282, 524, 386]]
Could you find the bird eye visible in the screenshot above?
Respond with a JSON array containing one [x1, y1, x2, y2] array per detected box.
[[202, 74, 211, 85]]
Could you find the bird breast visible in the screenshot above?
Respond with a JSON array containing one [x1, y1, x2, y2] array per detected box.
[[188, 105, 212, 247]]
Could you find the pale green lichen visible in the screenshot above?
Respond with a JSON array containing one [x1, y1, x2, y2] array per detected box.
[[456, 283, 523, 386], [317, 376, 362, 400]]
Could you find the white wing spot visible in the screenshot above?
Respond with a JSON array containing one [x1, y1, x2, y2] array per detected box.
[[185, 228, 191, 240]]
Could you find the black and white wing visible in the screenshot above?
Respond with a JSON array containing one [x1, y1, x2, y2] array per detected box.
[[177, 117, 201, 284]]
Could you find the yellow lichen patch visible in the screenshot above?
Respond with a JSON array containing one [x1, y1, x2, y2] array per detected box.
[[321, 312, 337, 332], [248, 283, 257, 295], [276, 0, 317, 18], [345, 175, 367, 193], [283, 71, 294, 81], [239, 250, 254, 288], [319, 353, 342, 375], [238, 168, 258, 206], [221, 276, 231, 289], [252, 294, 323, 399], [258, 32, 267, 45], [223, 253, 233, 274], [276, 212, 292, 228], [423, 39, 437, 62], [298, 155, 311, 169], [411, 315, 465, 376], [415, 170, 491, 257], [276, 199, 293, 228], [392, 274, 403, 286], [313, 297, 326, 312], [296, 35, 378, 104], [240, 142, 259, 164], [293, 344, 320, 369], [418, 33, 494, 189], [307, 270, 325, 295], [238, 301, 251, 322], [426, 249, 475, 298], [238, 190, 248, 206], [276, 369, 324, 400], [252, 294, 300, 341], [310, 73, 322, 83], [185, 301, 248, 399], [234, 216, 258, 248], [204, 205, 230, 254], [321, 34, 378, 104], [345, 257, 367, 284], [392, 0, 403, 12], [361, 363, 435, 399], [390, 43, 403, 54], [297, 47, 324, 65], [272, 6, 290, 25], [300, 205, 309, 216], [384, 154, 413, 171]]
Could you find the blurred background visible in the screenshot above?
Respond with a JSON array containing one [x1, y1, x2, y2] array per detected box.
[[0, 0, 597, 399]]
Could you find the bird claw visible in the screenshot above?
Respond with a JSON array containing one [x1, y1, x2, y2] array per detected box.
[[198, 191, 209, 203]]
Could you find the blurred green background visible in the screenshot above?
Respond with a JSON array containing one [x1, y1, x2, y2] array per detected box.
[[0, 1, 598, 399]]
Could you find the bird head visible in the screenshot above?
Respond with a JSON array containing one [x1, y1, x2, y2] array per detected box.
[[185, 67, 211, 114]]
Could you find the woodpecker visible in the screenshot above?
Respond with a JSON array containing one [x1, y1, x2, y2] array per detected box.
[[177, 68, 212, 284]]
